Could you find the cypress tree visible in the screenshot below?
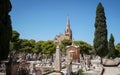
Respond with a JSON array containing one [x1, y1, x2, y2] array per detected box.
[[0, 0, 12, 61], [108, 34, 116, 58], [93, 2, 108, 57]]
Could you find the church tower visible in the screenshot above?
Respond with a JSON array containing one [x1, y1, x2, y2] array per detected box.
[[65, 16, 72, 40]]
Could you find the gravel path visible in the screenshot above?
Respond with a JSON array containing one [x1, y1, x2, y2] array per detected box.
[[103, 67, 120, 75]]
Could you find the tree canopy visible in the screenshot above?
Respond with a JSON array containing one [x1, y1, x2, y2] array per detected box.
[[115, 43, 120, 57], [0, 0, 12, 61], [116, 43, 120, 52], [18, 39, 35, 53], [34, 41, 44, 53], [75, 41, 92, 55], [42, 40, 56, 57], [93, 2, 108, 57], [60, 39, 72, 54], [108, 34, 116, 58], [10, 30, 20, 51]]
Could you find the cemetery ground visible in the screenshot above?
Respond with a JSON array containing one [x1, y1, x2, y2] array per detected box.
[[0, 52, 120, 75], [0, 46, 120, 75], [103, 67, 120, 75], [0, 62, 120, 75]]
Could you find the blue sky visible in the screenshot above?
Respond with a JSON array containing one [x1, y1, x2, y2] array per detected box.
[[10, 0, 120, 45]]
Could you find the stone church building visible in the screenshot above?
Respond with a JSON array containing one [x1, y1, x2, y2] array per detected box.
[[54, 16, 72, 44]]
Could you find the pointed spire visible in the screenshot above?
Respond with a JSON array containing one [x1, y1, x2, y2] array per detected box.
[[65, 16, 71, 31], [65, 16, 72, 40], [66, 16, 70, 27]]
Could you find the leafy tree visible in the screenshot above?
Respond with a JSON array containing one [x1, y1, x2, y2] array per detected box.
[[42, 40, 56, 57], [34, 41, 44, 53], [10, 30, 20, 51], [11, 30, 20, 42], [0, 0, 12, 75], [19, 39, 35, 52], [116, 43, 120, 52], [75, 41, 92, 55], [29, 39, 36, 52], [0, 0, 12, 61], [115, 43, 120, 57], [108, 34, 116, 58], [60, 39, 72, 54], [93, 2, 108, 57]]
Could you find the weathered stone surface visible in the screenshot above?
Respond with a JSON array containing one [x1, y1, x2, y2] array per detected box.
[[103, 59, 118, 66], [54, 45, 61, 72], [66, 61, 72, 75], [66, 44, 80, 63]]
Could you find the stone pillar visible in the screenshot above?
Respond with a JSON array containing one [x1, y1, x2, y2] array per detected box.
[[54, 45, 61, 74]]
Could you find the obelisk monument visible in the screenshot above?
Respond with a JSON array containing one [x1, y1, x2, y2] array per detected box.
[[54, 45, 62, 75]]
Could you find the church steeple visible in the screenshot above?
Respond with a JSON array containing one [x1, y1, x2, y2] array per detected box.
[[66, 16, 70, 29], [65, 16, 72, 40]]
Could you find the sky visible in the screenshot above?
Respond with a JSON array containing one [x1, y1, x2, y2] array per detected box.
[[10, 0, 120, 45]]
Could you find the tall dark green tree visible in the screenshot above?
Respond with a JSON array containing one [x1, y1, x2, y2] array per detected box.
[[0, 0, 12, 61], [93, 2, 108, 57], [108, 34, 116, 58]]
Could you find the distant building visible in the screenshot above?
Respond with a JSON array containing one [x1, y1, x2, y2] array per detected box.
[[54, 16, 72, 44]]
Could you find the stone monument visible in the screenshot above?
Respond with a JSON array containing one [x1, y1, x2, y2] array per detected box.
[[66, 43, 80, 63], [54, 45, 62, 75]]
